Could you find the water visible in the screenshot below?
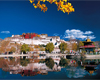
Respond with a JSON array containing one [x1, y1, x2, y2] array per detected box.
[[0, 57, 100, 79]]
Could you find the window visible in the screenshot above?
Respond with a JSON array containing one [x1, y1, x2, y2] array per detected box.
[[55, 42, 57, 45], [50, 38, 52, 41]]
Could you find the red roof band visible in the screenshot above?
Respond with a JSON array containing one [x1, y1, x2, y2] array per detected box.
[[80, 45, 95, 48]]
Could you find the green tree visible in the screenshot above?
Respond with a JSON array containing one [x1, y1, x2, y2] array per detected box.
[[82, 49, 86, 54], [45, 57, 54, 69], [45, 43, 54, 53], [21, 44, 30, 54], [93, 49, 96, 54], [72, 43, 78, 51], [79, 41, 84, 47], [40, 47, 45, 51], [77, 41, 84, 50], [39, 44, 46, 47], [59, 58, 68, 67], [59, 43, 67, 53], [93, 42, 95, 46], [10, 47, 16, 52]]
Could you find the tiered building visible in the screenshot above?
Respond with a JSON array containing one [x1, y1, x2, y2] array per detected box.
[[79, 37, 96, 54], [10, 33, 61, 48]]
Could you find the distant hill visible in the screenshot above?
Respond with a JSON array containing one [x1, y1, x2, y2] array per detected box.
[[94, 41, 100, 48], [0, 38, 3, 46], [0, 38, 3, 41]]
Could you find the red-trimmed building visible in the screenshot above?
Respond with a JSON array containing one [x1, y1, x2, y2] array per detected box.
[[80, 37, 96, 53], [22, 33, 37, 39]]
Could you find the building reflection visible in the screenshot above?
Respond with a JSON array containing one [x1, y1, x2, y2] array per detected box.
[[9, 63, 61, 76], [81, 59, 99, 76], [64, 58, 100, 78], [0, 57, 100, 78], [18, 70, 41, 76], [8, 63, 61, 76], [0, 57, 61, 77]]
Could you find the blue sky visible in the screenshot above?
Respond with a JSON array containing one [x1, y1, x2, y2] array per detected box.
[[0, 0, 100, 41]]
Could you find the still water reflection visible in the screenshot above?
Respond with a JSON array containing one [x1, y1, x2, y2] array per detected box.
[[0, 57, 100, 79]]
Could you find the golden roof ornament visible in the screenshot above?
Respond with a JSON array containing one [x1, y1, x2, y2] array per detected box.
[[86, 36, 91, 42]]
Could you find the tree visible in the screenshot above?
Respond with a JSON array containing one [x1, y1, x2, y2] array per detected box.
[[93, 42, 95, 46], [21, 44, 30, 54], [66, 48, 70, 53], [59, 43, 67, 53], [72, 43, 77, 51], [59, 58, 68, 67], [16, 44, 21, 53], [34, 45, 40, 48], [45, 43, 54, 53], [39, 44, 46, 47], [82, 49, 86, 55], [39, 47, 45, 51], [45, 57, 54, 69], [77, 41, 84, 50], [93, 48, 96, 52], [79, 41, 84, 47], [29, 47, 34, 51], [29, 0, 74, 14], [10, 47, 16, 53], [0, 41, 10, 53]]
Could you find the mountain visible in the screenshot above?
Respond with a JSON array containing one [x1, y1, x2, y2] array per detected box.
[[0, 38, 3, 41], [94, 41, 100, 48]]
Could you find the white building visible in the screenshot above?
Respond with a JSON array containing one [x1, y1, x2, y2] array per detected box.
[[10, 34, 62, 48]]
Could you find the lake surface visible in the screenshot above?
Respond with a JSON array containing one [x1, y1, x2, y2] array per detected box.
[[0, 57, 100, 79]]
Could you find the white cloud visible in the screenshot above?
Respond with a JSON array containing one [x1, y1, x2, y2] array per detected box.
[[53, 33, 59, 36], [1, 31, 10, 34], [84, 31, 93, 34], [88, 35, 96, 40], [64, 29, 96, 40]]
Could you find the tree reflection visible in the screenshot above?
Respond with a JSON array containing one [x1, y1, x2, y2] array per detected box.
[[59, 58, 68, 67], [45, 57, 54, 69], [0, 57, 100, 78], [20, 58, 30, 66], [0, 58, 9, 69]]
